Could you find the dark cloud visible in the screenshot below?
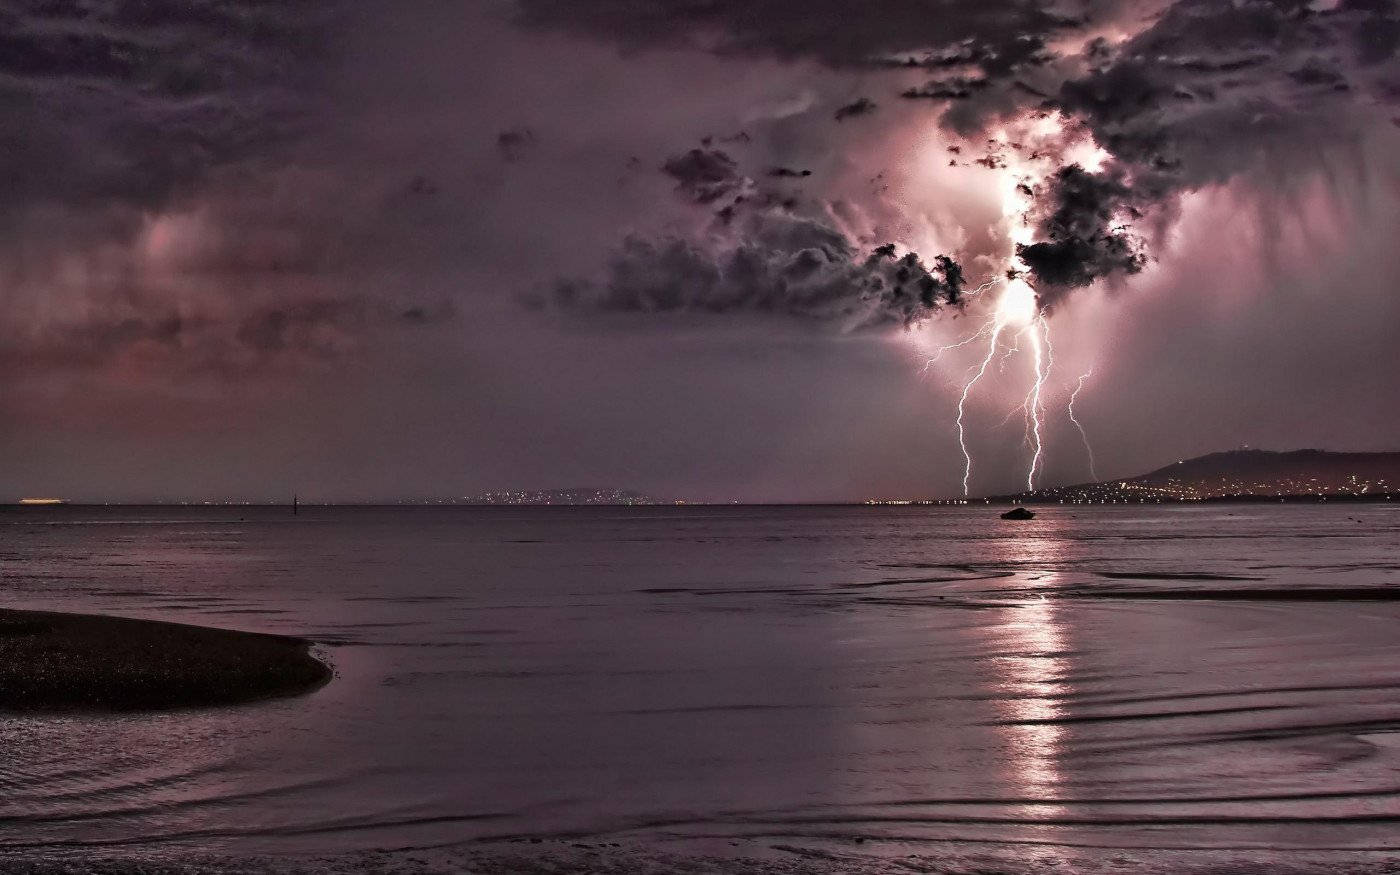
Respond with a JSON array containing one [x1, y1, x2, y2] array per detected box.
[[497, 126, 538, 162], [0, 0, 319, 227], [1060, 2, 1400, 177], [512, 0, 1105, 142], [0, 0, 361, 386], [512, 0, 1091, 70], [537, 211, 965, 329], [1016, 165, 1149, 303], [661, 148, 749, 204], [516, 0, 1399, 330], [521, 0, 1398, 306], [535, 138, 973, 330], [1006, 0, 1396, 301], [834, 97, 877, 120], [901, 76, 992, 101], [2, 0, 1398, 502], [2, 294, 451, 375]]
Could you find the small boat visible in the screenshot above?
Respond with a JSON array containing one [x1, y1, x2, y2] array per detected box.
[[1000, 507, 1035, 520]]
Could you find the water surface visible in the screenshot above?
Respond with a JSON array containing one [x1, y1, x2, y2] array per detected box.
[[1, 504, 1398, 868]]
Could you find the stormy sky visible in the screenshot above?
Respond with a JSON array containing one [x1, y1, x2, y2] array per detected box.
[[2, 0, 1398, 502]]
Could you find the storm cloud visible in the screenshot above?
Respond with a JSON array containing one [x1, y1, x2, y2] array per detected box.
[[1026, 0, 1400, 298], [0, 1, 474, 383], [661, 148, 749, 204], [833, 97, 878, 121], [540, 212, 965, 329], [1, 0, 1398, 502], [512, 0, 1094, 71], [1016, 165, 1149, 302], [0, 0, 319, 225], [516, 0, 1400, 308]]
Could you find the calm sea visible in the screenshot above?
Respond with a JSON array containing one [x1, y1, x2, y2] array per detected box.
[[1, 504, 1398, 871]]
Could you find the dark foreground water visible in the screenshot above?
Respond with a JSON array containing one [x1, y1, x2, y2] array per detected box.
[[1, 504, 1399, 873]]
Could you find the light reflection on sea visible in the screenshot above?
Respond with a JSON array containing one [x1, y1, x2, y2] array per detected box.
[[0, 504, 1398, 869], [993, 518, 1070, 826]]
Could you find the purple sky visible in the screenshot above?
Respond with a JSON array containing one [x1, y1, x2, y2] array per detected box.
[[2, 0, 1398, 502]]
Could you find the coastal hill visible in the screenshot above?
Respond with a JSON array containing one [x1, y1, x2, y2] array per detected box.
[[993, 449, 1400, 503]]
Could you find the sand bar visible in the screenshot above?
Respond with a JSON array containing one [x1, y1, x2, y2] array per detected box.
[[0, 608, 330, 712]]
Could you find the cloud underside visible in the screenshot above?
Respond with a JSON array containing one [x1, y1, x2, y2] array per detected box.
[[2, 0, 1398, 376], [521, 0, 1400, 310], [540, 214, 966, 330], [0, 0, 451, 374], [513, 0, 1087, 69], [0, 0, 316, 219]]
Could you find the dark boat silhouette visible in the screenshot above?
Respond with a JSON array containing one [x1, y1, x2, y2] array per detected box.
[[1001, 507, 1035, 520]]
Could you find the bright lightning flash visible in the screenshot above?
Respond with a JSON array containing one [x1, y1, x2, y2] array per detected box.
[[950, 184, 1051, 494], [936, 278, 1049, 496], [951, 279, 1052, 495], [920, 114, 1113, 497], [1068, 369, 1098, 482]]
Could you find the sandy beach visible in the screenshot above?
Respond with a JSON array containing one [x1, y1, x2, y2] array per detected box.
[[0, 608, 330, 712]]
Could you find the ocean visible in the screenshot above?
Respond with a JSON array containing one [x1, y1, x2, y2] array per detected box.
[[1, 504, 1398, 872]]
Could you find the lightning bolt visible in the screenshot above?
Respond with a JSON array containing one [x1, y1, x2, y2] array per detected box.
[[942, 279, 1043, 497], [921, 319, 995, 374], [931, 121, 1086, 498], [1068, 368, 1098, 482], [998, 326, 1025, 372], [1024, 316, 1053, 491], [919, 274, 1009, 378], [923, 117, 1118, 500], [994, 393, 1028, 429], [964, 277, 1006, 299], [957, 318, 1008, 496]]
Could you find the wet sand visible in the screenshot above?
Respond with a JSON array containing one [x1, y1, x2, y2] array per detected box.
[[1054, 585, 1400, 600], [3, 840, 1400, 874], [0, 608, 330, 712]]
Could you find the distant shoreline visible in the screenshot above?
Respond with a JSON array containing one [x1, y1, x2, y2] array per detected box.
[[975, 494, 1400, 506], [1, 497, 1397, 509], [0, 608, 331, 713]]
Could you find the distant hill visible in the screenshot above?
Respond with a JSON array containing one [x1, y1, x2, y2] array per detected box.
[[991, 449, 1400, 503]]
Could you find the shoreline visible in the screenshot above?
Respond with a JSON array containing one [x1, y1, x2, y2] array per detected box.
[[0, 608, 331, 713], [1, 839, 1398, 875]]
